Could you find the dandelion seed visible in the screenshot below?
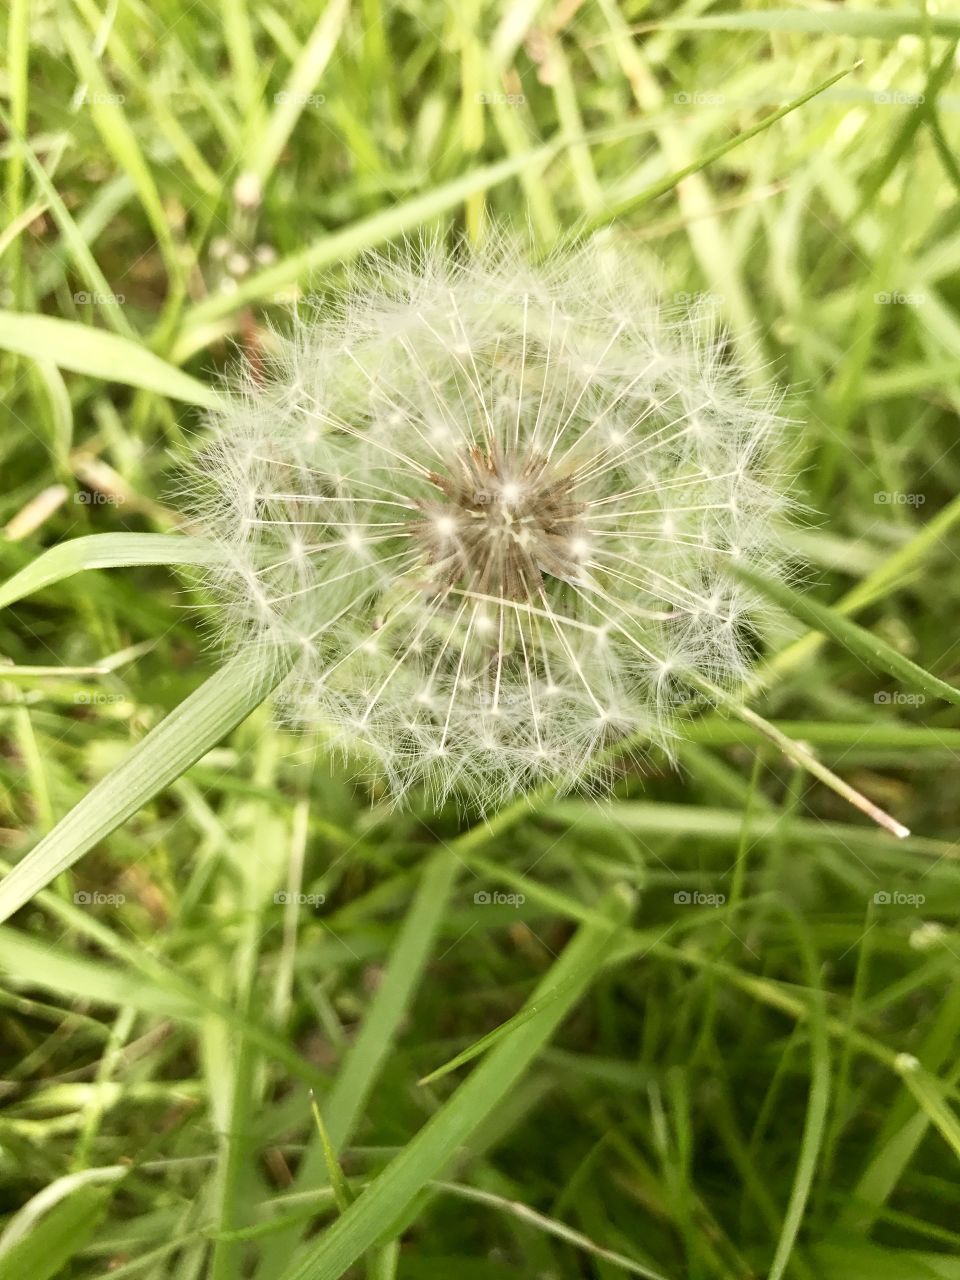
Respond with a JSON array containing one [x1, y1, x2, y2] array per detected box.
[[186, 237, 792, 810]]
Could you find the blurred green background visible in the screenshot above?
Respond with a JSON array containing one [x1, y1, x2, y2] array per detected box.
[[1, 3, 959, 1278]]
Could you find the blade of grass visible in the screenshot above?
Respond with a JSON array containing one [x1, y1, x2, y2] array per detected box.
[[895, 1057, 960, 1163], [278, 886, 633, 1280], [0, 102, 136, 337], [651, 11, 960, 39], [732, 564, 960, 707], [244, 0, 349, 185], [568, 63, 861, 239], [0, 313, 221, 406], [0, 1179, 119, 1280], [436, 1181, 673, 1280], [255, 850, 461, 1280], [416, 970, 618, 1087], [0, 644, 294, 923], [179, 143, 561, 333], [0, 533, 219, 610], [61, 19, 181, 285], [684, 673, 910, 839], [767, 917, 831, 1280], [764, 490, 960, 682], [309, 1092, 354, 1214]]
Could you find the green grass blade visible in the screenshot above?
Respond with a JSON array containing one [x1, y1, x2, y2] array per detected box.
[[416, 974, 588, 1087], [0, 924, 333, 1092], [0, 533, 219, 610], [0, 1176, 121, 1280], [765, 491, 960, 681], [0, 312, 221, 406], [733, 565, 960, 707], [308, 1092, 354, 1214], [255, 851, 461, 1279], [245, 0, 350, 184], [0, 102, 136, 337], [0, 645, 294, 923], [321, 851, 462, 1152], [767, 922, 831, 1280], [279, 886, 634, 1280], [654, 11, 960, 39], [180, 144, 560, 330], [896, 1057, 960, 1163], [572, 63, 860, 238], [61, 19, 180, 280]]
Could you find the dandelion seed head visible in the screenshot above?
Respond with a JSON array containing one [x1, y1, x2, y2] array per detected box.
[[187, 236, 793, 810]]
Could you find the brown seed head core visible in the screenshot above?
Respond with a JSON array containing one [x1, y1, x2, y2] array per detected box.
[[413, 442, 588, 600]]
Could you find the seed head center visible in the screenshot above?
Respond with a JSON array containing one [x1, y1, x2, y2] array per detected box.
[[414, 443, 587, 600]]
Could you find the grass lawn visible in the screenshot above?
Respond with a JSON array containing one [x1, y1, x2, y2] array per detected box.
[[1, 3, 959, 1278]]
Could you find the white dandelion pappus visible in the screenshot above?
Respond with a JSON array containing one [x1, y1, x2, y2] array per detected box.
[[188, 238, 790, 810]]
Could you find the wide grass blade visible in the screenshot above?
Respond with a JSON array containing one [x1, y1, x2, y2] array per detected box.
[[0, 644, 294, 924], [0, 533, 218, 609], [733, 565, 960, 707], [653, 11, 960, 39], [279, 886, 633, 1280], [0, 1175, 122, 1280], [0, 312, 220, 406]]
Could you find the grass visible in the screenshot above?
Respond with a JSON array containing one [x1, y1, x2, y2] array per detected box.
[[1, 2, 959, 1278]]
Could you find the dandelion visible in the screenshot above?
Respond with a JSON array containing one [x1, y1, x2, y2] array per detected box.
[[186, 237, 792, 810]]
